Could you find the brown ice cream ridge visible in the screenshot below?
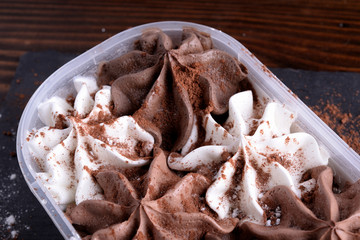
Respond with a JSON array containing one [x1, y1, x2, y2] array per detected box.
[[239, 166, 360, 239], [97, 27, 248, 152], [69, 148, 237, 239]]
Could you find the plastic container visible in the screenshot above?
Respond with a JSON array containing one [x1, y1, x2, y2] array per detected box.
[[16, 21, 360, 239]]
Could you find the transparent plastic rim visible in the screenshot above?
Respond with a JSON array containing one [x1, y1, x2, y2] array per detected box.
[[16, 21, 360, 239]]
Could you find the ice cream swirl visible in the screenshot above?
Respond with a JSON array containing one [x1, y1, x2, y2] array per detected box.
[[27, 77, 154, 206], [168, 90, 329, 223], [239, 166, 360, 239], [67, 148, 237, 239], [97, 27, 247, 151]]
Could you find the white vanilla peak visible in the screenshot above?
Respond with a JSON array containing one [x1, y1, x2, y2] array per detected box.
[[168, 90, 329, 223], [27, 76, 154, 206], [37, 96, 72, 127]]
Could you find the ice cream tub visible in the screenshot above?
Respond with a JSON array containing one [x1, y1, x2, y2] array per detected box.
[[16, 21, 360, 239]]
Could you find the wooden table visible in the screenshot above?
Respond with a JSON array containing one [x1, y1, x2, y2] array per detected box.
[[1, 0, 360, 101]]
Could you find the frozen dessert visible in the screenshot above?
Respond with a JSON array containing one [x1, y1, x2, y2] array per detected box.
[[26, 27, 360, 239]]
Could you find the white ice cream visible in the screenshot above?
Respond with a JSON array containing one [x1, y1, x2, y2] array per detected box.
[[27, 77, 154, 206], [168, 90, 329, 223]]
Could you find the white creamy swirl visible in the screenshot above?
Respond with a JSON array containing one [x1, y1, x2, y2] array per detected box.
[[168, 90, 329, 223], [27, 76, 154, 206]]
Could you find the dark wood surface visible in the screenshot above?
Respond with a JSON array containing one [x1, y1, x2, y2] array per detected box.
[[1, 0, 360, 101]]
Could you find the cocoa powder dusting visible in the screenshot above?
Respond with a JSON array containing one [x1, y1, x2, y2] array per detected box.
[[86, 110, 114, 125], [3, 131, 13, 136], [284, 136, 290, 145], [134, 141, 150, 157], [172, 63, 209, 112], [83, 165, 93, 175], [87, 124, 106, 142], [221, 151, 232, 162], [66, 95, 75, 106], [224, 157, 245, 218], [84, 142, 98, 162], [196, 158, 228, 180], [266, 153, 292, 170], [311, 100, 360, 154], [301, 188, 316, 207], [250, 158, 271, 187], [223, 120, 234, 131], [54, 114, 68, 129], [133, 66, 181, 151], [300, 169, 312, 183]]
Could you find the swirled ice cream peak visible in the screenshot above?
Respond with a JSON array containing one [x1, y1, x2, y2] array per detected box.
[[168, 90, 329, 222], [27, 76, 154, 206]]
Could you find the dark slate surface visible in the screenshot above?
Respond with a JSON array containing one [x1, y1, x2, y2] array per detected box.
[[0, 51, 76, 240], [0, 51, 359, 239], [271, 68, 360, 118]]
